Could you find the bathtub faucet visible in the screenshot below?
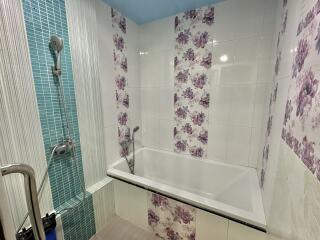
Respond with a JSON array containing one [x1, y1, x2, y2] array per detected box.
[[120, 126, 140, 174]]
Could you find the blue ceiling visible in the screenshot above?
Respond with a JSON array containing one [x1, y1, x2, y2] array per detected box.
[[103, 0, 224, 25]]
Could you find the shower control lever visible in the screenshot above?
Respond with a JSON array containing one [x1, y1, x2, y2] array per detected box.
[[52, 66, 61, 77]]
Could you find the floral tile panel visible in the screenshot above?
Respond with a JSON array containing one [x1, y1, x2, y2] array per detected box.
[[174, 6, 214, 158], [282, 0, 320, 182], [148, 192, 196, 240], [258, 0, 289, 188], [111, 8, 131, 155]]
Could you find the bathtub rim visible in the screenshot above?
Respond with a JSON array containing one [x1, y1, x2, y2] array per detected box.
[[107, 147, 266, 231], [110, 147, 261, 172]]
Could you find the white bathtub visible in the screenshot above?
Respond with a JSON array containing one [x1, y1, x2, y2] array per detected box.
[[107, 147, 266, 230]]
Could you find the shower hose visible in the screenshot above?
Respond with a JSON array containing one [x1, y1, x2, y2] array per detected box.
[[16, 75, 87, 234]]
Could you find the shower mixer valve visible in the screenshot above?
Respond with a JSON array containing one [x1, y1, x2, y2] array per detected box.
[[53, 138, 75, 156]]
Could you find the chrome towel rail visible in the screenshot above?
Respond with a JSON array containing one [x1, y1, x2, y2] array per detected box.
[[1, 164, 46, 240]]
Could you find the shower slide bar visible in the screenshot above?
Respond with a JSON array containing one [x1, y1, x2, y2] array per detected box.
[[0, 164, 46, 240]]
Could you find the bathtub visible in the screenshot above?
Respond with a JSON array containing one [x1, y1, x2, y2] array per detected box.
[[107, 147, 266, 230]]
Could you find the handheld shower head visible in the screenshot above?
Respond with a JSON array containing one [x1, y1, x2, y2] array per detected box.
[[50, 35, 63, 76], [133, 126, 140, 133], [50, 35, 64, 52]]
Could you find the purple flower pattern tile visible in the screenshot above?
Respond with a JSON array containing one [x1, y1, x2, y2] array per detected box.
[[275, 51, 282, 76], [281, 0, 320, 183], [292, 38, 309, 78], [112, 8, 130, 151], [258, 3, 289, 187], [295, 69, 319, 119], [281, 10, 288, 34], [148, 192, 196, 240], [315, 22, 320, 53], [296, 3, 318, 36], [174, 6, 214, 158]]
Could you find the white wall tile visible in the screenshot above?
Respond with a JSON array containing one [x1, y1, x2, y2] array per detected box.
[[159, 86, 174, 119], [92, 181, 115, 232], [127, 185, 149, 231], [228, 221, 267, 240], [128, 87, 142, 120], [113, 180, 149, 231], [128, 65, 141, 88], [101, 93, 117, 128], [212, 0, 237, 42], [141, 116, 159, 148], [159, 50, 175, 88], [230, 84, 255, 126], [67, 0, 110, 187], [257, 36, 275, 60], [219, 63, 258, 85], [96, 0, 117, 130], [113, 180, 130, 220], [139, 16, 174, 52], [141, 87, 160, 118], [196, 209, 228, 240], [140, 54, 161, 87], [249, 126, 264, 168], [233, 0, 264, 38], [261, 0, 278, 36], [126, 19, 140, 64], [210, 84, 232, 124], [252, 83, 271, 128], [158, 119, 174, 151], [234, 37, 260, 62], [104, 125, 120, 167], [257, 60, 273, 83], [212, 41, 236, 67], [128, 85, 142, 147], [207, 123, 228, 161], [264, 141, 320, 240], [138, 0, 277, 170], [226, 125, 252, 166]]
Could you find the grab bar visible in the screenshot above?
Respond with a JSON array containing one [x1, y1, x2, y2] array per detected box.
[[0, 164, 46, 240]]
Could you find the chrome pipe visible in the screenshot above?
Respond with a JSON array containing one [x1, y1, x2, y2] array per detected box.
[[1, 164, 46, 240], [132, 132, 136, 174]]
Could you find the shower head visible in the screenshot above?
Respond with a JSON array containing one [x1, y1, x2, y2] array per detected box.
[[133, 126, 140, 133], [50, 35, 63, 76], [50, 35, 64, 52]]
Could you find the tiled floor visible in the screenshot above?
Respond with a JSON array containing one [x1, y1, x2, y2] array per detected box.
[[91, 215, 284, 240], [90, 216, 157, 240]]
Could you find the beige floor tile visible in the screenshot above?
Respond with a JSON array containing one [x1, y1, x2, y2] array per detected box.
[[91, 216, 157, 240]]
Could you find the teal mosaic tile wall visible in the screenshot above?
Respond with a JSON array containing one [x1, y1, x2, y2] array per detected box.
[[21, 0, 96, 239], [58, 193, 96, 240]]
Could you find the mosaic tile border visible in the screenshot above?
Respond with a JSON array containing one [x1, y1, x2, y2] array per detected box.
[[21, 0, 96, 238]]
